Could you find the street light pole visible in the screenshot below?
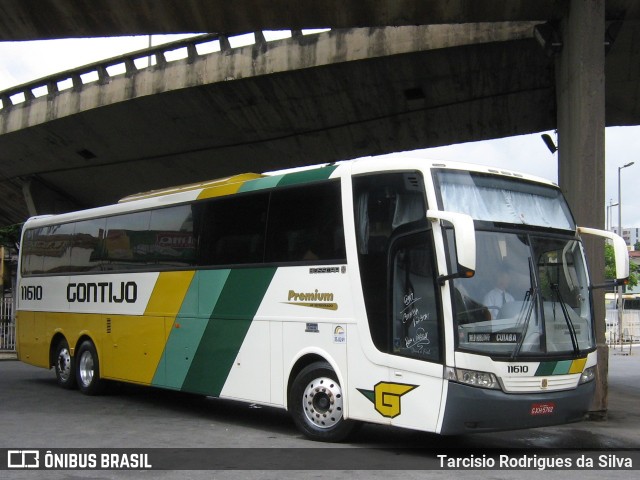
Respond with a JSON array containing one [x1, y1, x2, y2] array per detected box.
[[617, 162, 634, 349], [607, 200, 619, 231]]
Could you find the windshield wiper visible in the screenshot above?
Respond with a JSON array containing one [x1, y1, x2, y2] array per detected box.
[[551, 284, 580, 355], [511, 258, 538, 360]]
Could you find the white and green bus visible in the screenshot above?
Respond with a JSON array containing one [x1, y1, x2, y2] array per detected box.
[[16, 156, 628, 441]]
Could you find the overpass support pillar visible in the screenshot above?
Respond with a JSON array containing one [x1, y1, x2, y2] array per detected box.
[[556, 0, 607, 416], [21, 177, 82, 217]]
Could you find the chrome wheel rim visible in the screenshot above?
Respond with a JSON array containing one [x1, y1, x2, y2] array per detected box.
[[302, 376, 343, 429], [56, 347, 72, 382], [78, 350, 95, 387]]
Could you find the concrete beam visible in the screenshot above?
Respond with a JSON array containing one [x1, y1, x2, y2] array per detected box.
[[556, 0, 607, 415], [0, 1, 638, 41], [0, 1, 563, 41]]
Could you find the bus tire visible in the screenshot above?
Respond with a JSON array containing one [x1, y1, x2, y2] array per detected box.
[[75, 340, 106, 396], [53, 338, 76, 390], [289, 361, 357, 442]]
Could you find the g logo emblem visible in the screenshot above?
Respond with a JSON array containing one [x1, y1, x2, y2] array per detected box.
[[358, 382, 418, 418]]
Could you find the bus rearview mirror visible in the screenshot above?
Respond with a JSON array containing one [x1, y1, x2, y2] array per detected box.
[[427, 210, 476, 284]]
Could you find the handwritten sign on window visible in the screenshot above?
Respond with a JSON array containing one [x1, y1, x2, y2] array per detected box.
[[398, 291, 433, 359]]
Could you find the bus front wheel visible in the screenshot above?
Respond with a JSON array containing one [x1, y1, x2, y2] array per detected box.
[[53, 338, 76, 390], [289, 361, 357, 442], [75, 340, 106, 395]]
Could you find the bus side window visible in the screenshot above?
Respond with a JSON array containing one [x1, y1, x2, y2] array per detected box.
[[148, 205, 196, 267], [21, 228, 45, 276], [104, 211, 152, 268], [71, 218, 106, 272], [266, 181, 345, 263], [196, 193, 269, 266], [40, 223, 74, 274]]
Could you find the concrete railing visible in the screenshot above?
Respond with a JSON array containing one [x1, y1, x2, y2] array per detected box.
[[0, 29, 320, 111]]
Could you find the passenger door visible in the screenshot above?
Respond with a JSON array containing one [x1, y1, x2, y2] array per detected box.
[[386, 228, 445, 432]]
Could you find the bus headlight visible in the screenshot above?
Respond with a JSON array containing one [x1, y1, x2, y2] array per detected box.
[[579, 366, 596, 384], [446, 367, 501, 390]]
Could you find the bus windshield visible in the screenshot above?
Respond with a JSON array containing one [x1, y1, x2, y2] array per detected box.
[[435, 169, 593, 358], [450, 230, 594, 357], [436, 170, 575, 230]]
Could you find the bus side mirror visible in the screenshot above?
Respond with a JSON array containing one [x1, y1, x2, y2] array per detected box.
[[427, 210, 476, 285], [577, 226, 629, 285]]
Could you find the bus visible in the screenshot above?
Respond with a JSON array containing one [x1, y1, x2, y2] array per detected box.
[[16, 156, 628, 441]]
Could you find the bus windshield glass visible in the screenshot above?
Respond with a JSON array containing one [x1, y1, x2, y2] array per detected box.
[[436, 170, 575, 230], [436, 168, 596, 357], [450, 230, 594, 357]]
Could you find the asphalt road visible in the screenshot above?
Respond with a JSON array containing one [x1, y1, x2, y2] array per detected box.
[[0, 351, 638, 479]]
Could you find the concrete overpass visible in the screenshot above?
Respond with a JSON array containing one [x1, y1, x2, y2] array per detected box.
[[0, 24, 560, 223], [0, 1, 638, 225], [0, 2, 637, 223], [1, 14, 639, 225]]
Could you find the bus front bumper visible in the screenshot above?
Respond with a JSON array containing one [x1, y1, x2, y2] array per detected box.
[[439, 380, 595, 435]]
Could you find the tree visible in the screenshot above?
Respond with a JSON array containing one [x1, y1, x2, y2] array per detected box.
[[0, 223, 21, 248], [605, 242, 639, 288]]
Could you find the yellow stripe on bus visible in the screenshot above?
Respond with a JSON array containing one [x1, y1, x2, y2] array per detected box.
[[144, 271, 195, 319], [196, 173, 263, 200], [569, 357, 588, 374], [98, 271, 195, 384]]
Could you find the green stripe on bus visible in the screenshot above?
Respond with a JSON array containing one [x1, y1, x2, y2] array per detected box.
[[535, 360, 583, 376], [180, 267, 277, 396], [275, 165, 338, 187], [238, 175, 283, 193], [535, 362, 557, 376], [152, 270, 231, 389], [238, 165, 337, 192], [552, 360, 572, 375]]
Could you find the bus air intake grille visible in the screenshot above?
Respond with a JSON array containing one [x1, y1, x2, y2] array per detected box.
[[501, 375, 580, 393]]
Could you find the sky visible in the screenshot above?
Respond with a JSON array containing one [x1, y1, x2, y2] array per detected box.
[[1, 34, 640, 227]]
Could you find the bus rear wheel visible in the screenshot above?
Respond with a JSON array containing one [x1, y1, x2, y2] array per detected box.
[[53, 338, 76, 390], [75, 340, 106, 395], [289, 361, 357, 442]]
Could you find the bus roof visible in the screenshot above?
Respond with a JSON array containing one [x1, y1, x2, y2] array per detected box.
[[22, 155, 558, 229], [118, 173, 264, 203]]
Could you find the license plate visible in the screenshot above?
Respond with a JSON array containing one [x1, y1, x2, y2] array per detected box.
[[530, 402, 555, 416]]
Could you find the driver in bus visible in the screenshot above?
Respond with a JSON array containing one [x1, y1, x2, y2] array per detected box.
[[483, 269, 514, 319]]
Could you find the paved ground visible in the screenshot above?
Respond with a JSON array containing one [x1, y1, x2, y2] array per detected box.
[[0, 348, 638, 479]]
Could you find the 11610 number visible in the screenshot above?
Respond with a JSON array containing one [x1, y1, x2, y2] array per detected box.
[[507, 365, 529, 374], [21, 285, 43, 301]]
